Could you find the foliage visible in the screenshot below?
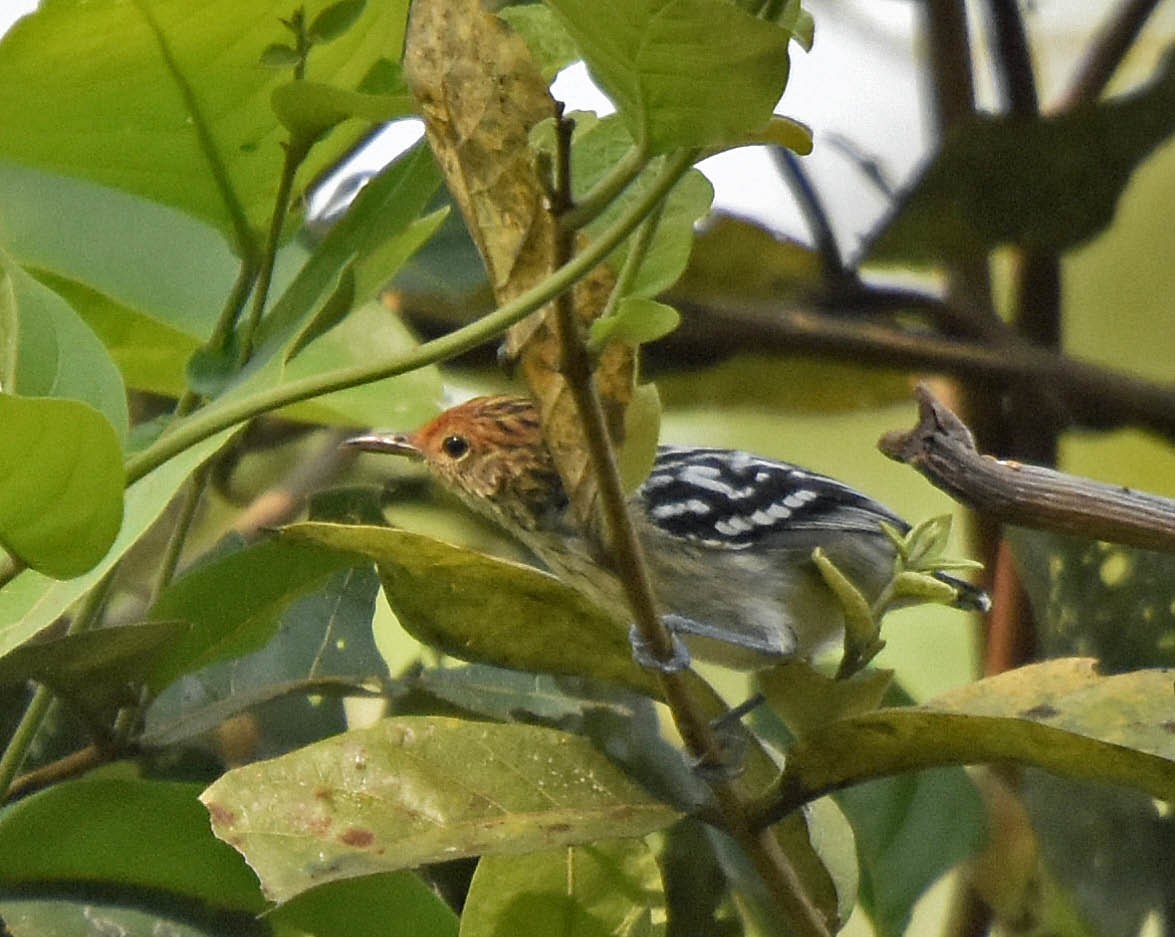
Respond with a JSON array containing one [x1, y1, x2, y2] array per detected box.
[[0, 1, 1173, 936]]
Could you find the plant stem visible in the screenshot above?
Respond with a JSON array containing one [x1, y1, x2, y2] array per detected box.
[[0, 570, 117, 801], [559, 142, 648, 231], [239, 140, 310, 364], [548, 120, 830, 936], [124, 148, 698, 487]]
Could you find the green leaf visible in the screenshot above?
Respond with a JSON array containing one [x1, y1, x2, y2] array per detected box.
[[617, 382, 661, 494], [0, 426, 236, 660], [271, 80, 415, 147], [498, 4, 580, 82], [836, 768, 984, 937], [0, 0, 412, 243], [308, 0, 367, 44], [0, 395, 123, 579], [260, 42, 303, 68], [0, 898, 250, 937], [0, 161, 239, 341], [32, 272, 200, 399], [247, 143, 442, 364], [143, 563, 383, 748], [280, 522, 660, 696], [462, 839, 664, 937], [774, 659, 1175, 812], [735, 113, 814, 154], [867, 51, 1175, 263], [0, 620, 187, 712], [758, 659, 894, 735], [589, 297, 681, 350], [268, 871, 459, 937], [147, 537, 363, 692], [536, 114, 713, 295], [201, 716, 680, 902], [1011, 529, 1175, 673], [0, 252, 128, 444], [543, 0, 794, 153], [0, 778, 264, 913]]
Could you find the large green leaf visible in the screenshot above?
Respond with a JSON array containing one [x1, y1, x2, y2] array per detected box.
[[0, 161, 238, 341], [143, 563, 383, 749], [0, 251, 128, 443], [462, 839, 664, 937], [0, 0, 411, 245], [279, 522, 660, 696], [266, 871, 459, 937], [35, 272, 201, 399], [147, 537, 363, 692], [867, 51, 1175, 263], [836, 768, 984, 937], [770, 659, 1175, 815], [0, 778, 264, 913], [0, 395, 123, 579], [201, 716, 680, 902], [543, 0, 797, 153], [0, 426, 235, 658], [0, 620, 186, 714]]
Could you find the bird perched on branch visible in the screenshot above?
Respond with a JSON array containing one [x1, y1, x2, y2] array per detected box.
[[346, 395, 988, 669]]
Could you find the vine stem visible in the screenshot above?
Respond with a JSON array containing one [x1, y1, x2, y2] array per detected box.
[[124, 148, 696, 487]]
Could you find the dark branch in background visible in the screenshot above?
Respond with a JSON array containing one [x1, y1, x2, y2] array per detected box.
[[1055, 0, 1166, 111], [880, 385, 1175, 554], [666, 296, 1175, 440], [770, 148, 847, 282]]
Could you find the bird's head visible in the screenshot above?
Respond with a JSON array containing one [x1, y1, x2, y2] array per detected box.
[[344, 396, 567, 529]]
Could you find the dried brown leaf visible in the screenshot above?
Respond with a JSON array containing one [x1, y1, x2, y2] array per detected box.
[[403, 0, 633, 529]]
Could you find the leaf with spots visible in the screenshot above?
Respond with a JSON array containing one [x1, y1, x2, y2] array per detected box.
[[201, 716, 679, 902], [769, 659, 1175, 818]]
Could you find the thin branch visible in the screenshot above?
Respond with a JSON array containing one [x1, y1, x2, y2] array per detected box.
[[668, 296, 1175, 440], [770, 148, 846, 282], [239, 139, 310, 364], [548, 118, 831, 937], [1055, 0, 1165, 111], [879, 385, 1175, 553], [559, 142, 649, 232]]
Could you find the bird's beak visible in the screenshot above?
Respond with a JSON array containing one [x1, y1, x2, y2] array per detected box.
[[341, 432, 423, 460]]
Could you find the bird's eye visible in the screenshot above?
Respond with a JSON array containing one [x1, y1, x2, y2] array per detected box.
[[441, 435, 470, 460]]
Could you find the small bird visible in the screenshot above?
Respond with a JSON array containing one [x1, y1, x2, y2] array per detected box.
[[346, 395, 988, 668]]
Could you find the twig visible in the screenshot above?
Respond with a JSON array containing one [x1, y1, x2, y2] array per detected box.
[[770, 148, 846, 282], [1055, 0, 1165, 111], [546, 115, 832, 937], [879, 385, 1175, 554]]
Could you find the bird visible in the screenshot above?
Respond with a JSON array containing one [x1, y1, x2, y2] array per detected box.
[[345, 395, 988, 669]]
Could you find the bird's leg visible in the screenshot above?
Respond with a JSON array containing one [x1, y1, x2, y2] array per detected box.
[[627, 617, 693, 674]]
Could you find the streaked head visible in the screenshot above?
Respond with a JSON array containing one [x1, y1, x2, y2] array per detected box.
[[344, 396, 566, 529]]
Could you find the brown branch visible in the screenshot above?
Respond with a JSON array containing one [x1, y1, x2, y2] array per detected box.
[[880, 385, 1175, 553], [669, 297, 1175, 440], [1055, 0, 1166, 111], [544, 116, 832, 937]]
